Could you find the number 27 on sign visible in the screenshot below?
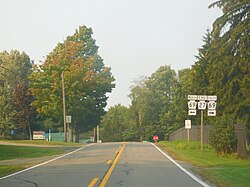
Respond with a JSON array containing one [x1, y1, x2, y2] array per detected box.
[[198, 101, 206, 110]]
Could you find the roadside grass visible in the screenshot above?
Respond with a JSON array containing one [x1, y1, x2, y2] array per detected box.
[[0, 145, 68, 160], [1, 140, 84, 146], [0, 165, 28, 178], [158, 141, 250, 187], [0, 140, 83, 177]]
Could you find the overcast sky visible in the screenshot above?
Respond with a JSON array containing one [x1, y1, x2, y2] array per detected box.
[[0, 0, 222, 108]]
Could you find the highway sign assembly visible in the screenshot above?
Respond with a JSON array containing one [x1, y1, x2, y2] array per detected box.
[[187, 95, 217, 150], [188, 95, 217, 116]]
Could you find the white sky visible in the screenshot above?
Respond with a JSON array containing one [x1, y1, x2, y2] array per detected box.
[[0, 0, 222, 108]]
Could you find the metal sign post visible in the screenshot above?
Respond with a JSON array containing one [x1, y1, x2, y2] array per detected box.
[[201, 110, 204, 150], [185, 120, 191, 142], [66, 115, 72, 142], [198, 95, 207, 150]]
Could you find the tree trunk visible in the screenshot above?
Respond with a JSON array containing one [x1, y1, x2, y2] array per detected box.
[[138, 112, 143, 142], [29, 123, 32, 140], [68, 124, 73, 142], [2, 132, 5, 140], [75, 131, 80, 143]]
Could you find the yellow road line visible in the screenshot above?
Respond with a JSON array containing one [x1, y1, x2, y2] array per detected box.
[[99, 143, 126, 187], [106, 160, 112, 164], [87, 178, 99, 187]]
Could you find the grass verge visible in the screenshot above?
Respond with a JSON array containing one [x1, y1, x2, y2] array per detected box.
[[1, 140, 84, 146], [0, 165, 28, 178], [0, 145, 68, 160], [158, 141, 250, 187], [0, 143, 81, 178]]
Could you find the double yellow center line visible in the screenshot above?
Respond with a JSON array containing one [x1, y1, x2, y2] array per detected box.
[[87, 142, 126, 187]]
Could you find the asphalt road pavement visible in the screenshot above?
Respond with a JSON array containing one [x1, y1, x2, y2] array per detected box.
[[0, 142, 211, 187]]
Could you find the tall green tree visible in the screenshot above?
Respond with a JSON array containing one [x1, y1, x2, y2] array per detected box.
[[129, 76, 149, 141], [129, 65, 178, 141], [208, 0, 250, 124], [30, 25, 115, 142], [100, 104, 136, 142], [0, 50, 33, 138]]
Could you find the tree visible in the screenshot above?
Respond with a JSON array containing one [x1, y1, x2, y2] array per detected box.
[[129, 65, 178, 141], [208, 0, 250, 124], [100, 104, 136, 142], [129, 76, 149, 142], [0, 50, 33, 139], [146, 65, 178, 140], [209, 115, 236, 154], [30, 25, 115, 142]]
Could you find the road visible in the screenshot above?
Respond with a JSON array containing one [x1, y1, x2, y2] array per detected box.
[[0, 142, 211, 187]]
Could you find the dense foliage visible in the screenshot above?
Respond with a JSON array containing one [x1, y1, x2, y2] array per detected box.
[[209, 115, 236, 154], [100, 104, 137, 142], [0, 50, 34, 139]]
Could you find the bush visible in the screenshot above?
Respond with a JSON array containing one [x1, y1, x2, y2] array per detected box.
[[209, 115, 236, 154], [174, 140, 211, 150]]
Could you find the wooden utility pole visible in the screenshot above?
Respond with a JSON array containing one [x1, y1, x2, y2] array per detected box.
[[138, 112, 142, 142], [62, 72, 67, 142], [97, 125, 99, 143]]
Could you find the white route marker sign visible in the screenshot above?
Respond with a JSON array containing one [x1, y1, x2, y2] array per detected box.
[[198, 95, 207, 101], [188, 95, 198, 100], [185, 120, 191, 129], [188, 100, 197, 110], [188, 110, 196, 116], [208, 101, 217, 110], [198, 101, 207, 110], [208, 110, 216, 116], [207, 95, 217, 101]]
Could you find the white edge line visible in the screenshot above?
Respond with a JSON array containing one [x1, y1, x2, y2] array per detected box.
[[0, 143, 94, 181], [151, 143, 210, 187]]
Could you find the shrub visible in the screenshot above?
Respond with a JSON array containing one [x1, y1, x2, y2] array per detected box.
[[209, 115, 236, 154]]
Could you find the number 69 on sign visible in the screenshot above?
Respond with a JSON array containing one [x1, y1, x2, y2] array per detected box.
[[188, 100, 197, 110], [208, 101, 216, 110]]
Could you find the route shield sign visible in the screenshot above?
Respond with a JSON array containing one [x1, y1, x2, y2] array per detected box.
[[208, 101, 217, 110], [198, 101, 207, 110], [188, 100, 197, 110]]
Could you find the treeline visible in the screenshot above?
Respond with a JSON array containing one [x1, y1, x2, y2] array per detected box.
[[100, 0, 250, 142], [0, 25, 115, 141]]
